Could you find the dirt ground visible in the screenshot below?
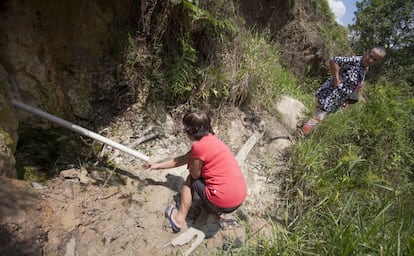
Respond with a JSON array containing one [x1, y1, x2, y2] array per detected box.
[[0, 106, 295, 256]]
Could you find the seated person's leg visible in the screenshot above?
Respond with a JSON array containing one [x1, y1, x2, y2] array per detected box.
[[191, 178, 241, 215]]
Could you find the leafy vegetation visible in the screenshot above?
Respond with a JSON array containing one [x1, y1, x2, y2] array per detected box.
[[141, 0, 313, 111], [146, 0, 239, 108], [230, 31, 307, 109]]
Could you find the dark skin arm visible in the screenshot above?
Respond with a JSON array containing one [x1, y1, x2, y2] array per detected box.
[[188, 157, 202, 180], [329, 59, 340, 87]]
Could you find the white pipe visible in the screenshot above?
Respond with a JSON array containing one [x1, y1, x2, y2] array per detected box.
[[11, 99, 150, 162]]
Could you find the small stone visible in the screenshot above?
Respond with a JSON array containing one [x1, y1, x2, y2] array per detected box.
[[32, 182, 45, 189]]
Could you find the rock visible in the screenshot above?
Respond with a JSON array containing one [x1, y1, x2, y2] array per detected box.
[[79, 167, 90, 184], [60, 168, 80, 180], [31, 182, 45, 189], [64, 236, 76, 256], [274, 95, 308, 130]]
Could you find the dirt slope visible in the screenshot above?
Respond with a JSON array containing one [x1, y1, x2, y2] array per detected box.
[[0, 106, 294, 255]]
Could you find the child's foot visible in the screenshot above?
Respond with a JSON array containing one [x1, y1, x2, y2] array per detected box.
[[165, 205, 182, 233]]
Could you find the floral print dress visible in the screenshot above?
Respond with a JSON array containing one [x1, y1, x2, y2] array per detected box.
[[316, 56, 368, 113]]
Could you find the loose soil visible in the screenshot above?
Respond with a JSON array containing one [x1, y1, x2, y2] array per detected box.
[[0, 106, 293, 256]]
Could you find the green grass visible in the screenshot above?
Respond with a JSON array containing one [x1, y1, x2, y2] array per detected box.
[[271, 81, 414, 255], [231, 31, 310, 110], [213, 81, 413, 256]]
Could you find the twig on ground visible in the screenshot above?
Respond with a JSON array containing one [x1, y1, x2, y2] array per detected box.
[[95, 191, 119, 200], [82, 191, 90, 208], [39, 193, 66, 203], [129, 131, 160, 149], [94, 166, 116, 201]]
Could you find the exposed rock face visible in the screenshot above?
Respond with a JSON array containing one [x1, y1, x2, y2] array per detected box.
[[0, 0, 139, 174], [0, 66, 18, 177], [0, 0, 139, 120], [237, 0, 338, 77], [0, 128, 17, 178]]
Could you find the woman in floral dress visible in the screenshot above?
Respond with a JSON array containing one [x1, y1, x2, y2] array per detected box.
[[301, 46, 387, 134]]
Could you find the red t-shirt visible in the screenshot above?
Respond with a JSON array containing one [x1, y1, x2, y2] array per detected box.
[[191, 134, 247, 208]]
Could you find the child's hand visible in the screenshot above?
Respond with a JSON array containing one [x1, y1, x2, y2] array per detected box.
[[143, 162, 155, 170]]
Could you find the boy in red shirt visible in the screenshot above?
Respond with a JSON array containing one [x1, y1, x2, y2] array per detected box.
[[145, 110, 247, 233]]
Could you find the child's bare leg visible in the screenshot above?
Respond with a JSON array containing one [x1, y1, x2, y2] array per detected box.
[[168, 176, 192, 229]]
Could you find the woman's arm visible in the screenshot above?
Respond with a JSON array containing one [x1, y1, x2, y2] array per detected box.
[[329, 59, 340, 87], [145, 150, 191, 170]]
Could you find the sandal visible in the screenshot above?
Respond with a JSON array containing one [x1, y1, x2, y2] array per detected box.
[[164, 205, 181, 233], [219, 218, 238, 230]]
